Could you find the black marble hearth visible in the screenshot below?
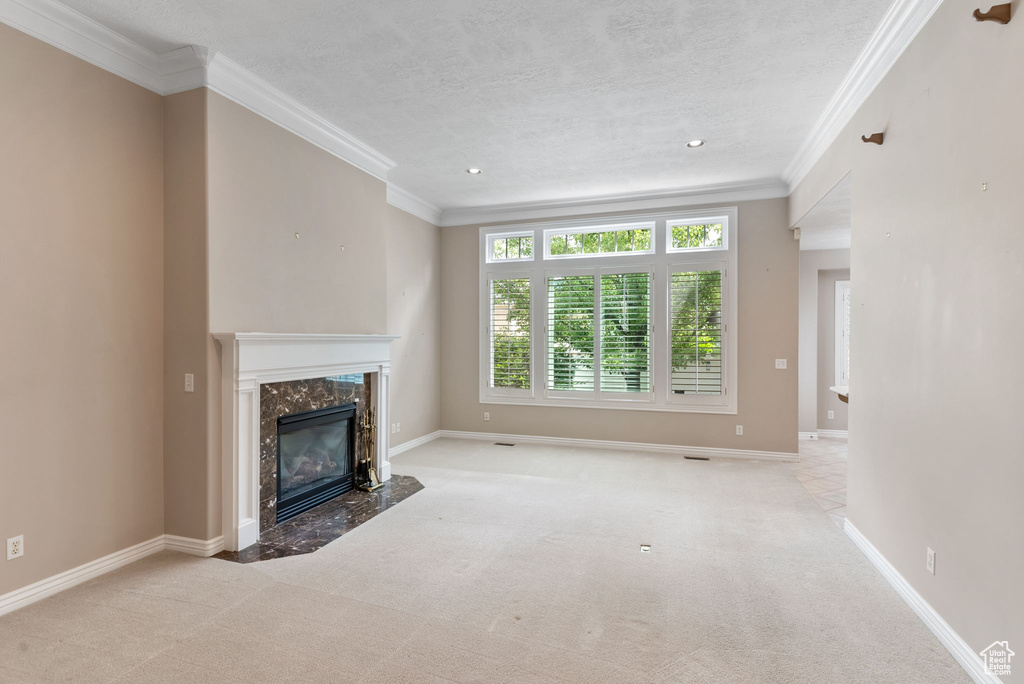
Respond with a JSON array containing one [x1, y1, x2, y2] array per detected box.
[[214, 474, 423, 564]]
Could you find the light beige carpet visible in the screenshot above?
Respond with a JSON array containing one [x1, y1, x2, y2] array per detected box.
[[0, 439, 969, 683]]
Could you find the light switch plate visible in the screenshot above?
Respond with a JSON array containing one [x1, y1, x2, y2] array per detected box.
[[775, 359, 787, 369]]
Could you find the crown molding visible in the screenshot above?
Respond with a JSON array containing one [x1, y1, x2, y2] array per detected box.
[[437, 178, 789, 227], [783, 0, 944, 192], [202, 52, 395, 181], [0, 0, 396, 181], [0, 0, 165, 89], [386, 184, 443, 225]]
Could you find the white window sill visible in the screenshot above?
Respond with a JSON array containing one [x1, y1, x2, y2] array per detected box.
[[479, 394, 737, 415]]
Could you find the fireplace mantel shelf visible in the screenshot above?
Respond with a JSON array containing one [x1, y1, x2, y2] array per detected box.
[[213, 333, 401, 343]]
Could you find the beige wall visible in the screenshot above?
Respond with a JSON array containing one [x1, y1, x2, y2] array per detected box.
[[791, 0, 1024, 656], [798, 249, 851, 434], [816, 269, 849, 430], [0, 30, 441, 592], [440, 199, 799, 454], [386, 206, 442, 446], [162, 89, 220, 540], [0, 25, 165, 594], [206, 92, 388, 336], [160, 89, 441, 540]]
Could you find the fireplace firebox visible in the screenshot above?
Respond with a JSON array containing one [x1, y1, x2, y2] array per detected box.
[[276, 404, 356, 523]]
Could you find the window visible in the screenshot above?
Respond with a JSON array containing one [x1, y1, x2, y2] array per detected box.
[[835, 280, 851, 387], [488, 277, 532, 392], [479, 208, 737, 413], [544, 271, 652, 395], [487, 232, 534, 263], [546, 222, 654, 258], [670, 268, 722, 395], [547, 275, 595, 391], [668, 219, 725, 252], [600, 273, 651, 393]]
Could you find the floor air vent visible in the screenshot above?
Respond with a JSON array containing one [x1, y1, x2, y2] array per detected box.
[[684, 456, 711, 461], [494, 442, 516, 447]]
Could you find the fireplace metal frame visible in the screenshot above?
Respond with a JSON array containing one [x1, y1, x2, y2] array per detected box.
[[276, 403, 357, 524]]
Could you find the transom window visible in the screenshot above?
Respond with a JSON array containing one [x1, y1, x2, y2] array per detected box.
[[486, 232, 534, 263], [546, 222, 654, 258], [668, 219, 725, 251], [479, 208, 738, 414]]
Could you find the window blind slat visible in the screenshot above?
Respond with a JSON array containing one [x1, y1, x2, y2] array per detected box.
[[490, 278, 531, 389], [670, 271, 723, 395]]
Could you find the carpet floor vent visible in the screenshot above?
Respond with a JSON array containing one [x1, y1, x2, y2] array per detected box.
[[684, 456, 711, 461], [494, 442, 516, 447]]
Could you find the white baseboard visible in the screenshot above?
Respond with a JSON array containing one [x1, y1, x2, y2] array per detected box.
[[0, 536, 164, 617], [163, 534, 224, 557], [438, 430, 799, 462], [817, 429, 849, 439], [844, 520, 996, 684], [0, 532, 228, 617], [799, 432, 820, 440], [389, 430, 441, 457]]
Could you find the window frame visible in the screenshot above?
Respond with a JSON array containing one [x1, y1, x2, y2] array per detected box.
[[478, 208, 738, 414], [485, 230, 536, 264]]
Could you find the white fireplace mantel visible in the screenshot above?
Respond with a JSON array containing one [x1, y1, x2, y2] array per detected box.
[[214, 333, 399, 552]]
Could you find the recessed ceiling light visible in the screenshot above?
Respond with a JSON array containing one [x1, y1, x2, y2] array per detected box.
[[466, 168, 483, 174], [686, 140, 706, 149]]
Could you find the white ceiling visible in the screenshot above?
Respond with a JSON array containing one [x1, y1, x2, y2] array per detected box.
[[796, 174, 851, 251], [57, 0, 893, 210]]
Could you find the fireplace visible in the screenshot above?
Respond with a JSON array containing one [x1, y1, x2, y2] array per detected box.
[[276, 404, 356, 523], [215, 333, 397, 552]]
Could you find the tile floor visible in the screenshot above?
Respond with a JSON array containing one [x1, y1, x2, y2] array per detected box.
[[794, 436, 848, 527]]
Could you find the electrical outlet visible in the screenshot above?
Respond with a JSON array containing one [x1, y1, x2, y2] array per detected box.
[[736, 425, 743, 436], [775, 359, 787, 370], [184, 373, 194, 393], [927, 547, 935, 575], [483, 412, 490, 421], [391, 423, 397, 434], [828, 410, 835, 420], [7, 535, 24, 561]]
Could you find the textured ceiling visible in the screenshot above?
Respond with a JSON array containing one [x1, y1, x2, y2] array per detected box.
[[58, 0, 893, 209], [797, 175, 851, 251]]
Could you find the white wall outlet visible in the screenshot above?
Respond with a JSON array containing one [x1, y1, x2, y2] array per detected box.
[[775, 359, 787, 370], [927, 547, 935, 575], [7, 535, 24, 560], [735, 425, 743, 436], [391, 423, 397, 434], [184, 373, 194, 393], [828, 410, 835, 420], [483, 412, 490, 421]]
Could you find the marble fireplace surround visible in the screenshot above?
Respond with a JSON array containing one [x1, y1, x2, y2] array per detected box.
[[214, 333, 398, 552]]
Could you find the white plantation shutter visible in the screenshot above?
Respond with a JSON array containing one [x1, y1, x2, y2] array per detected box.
[[547, 275, 595, 391], [489, 278, 531, 389], [599, 273, 651, 393], [670, 269, 723, 395]]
